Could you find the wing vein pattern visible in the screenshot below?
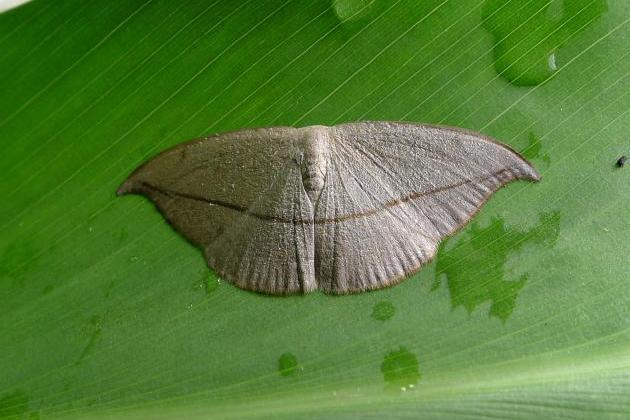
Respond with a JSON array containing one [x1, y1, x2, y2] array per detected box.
[[118, 121, 539, 294]]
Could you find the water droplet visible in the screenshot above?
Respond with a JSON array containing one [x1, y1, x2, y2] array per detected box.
[[482, 0, 607, 86], [371, 300, 396, 321], [88, 226, 94, 233], [545, 0, 564, 21], [205, 273, 220, 295], [278, 352, 300, 376], [434, 212, 561, 321], [522, 132, 551, 165], [192, 272, 221, 296], [547, 52, 557, 71], [332, 0, 375, 22], [381, 348, 420, 389]]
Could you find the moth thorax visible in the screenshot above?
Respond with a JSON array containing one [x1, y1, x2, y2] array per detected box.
[[297, 126, 329, 200], [302, 160, 326, 192]]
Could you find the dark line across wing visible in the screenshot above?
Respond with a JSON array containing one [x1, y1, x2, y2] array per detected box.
[[140, 169, 512, 225]]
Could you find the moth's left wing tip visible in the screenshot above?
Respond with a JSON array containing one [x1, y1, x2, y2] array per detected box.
[[116, 177, 139, 196], [116, 163, 150, 196]]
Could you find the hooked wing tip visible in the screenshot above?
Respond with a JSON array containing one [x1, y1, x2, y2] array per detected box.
[[116, 178, 137, 196], [521, 161, 541, 183]]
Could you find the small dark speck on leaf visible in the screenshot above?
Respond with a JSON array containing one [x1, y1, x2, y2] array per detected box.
[[616, 156, 626, 168]]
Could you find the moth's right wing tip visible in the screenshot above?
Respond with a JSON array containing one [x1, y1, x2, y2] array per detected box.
[[490, 137, 541, 183], [518, 160, 541, 183], [443, 123, 542, 184]]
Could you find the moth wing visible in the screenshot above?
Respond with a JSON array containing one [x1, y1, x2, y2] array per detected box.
[[314, 121, 539, 294], [118, 127, 316, 294], [203, 166, 316, 294]]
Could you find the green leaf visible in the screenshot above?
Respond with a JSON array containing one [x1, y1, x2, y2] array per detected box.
[[1, 0, 629, 418]]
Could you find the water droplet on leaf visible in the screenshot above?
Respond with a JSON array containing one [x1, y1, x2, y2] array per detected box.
[[482, 0, 607, 86], [278, 352, 300, 376], [381, 347, 420, 389], [371, 300, 396, 321], [332, 0, 375, 22], [434, 212, 561, 321]]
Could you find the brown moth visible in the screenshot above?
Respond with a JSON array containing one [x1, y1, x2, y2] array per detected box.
[[118, 121, 539, 295]]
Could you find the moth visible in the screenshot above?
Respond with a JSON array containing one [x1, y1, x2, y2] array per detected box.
[[118, 121, 539, 295]]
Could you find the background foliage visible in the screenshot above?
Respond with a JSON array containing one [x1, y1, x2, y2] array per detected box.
[[1, 0, 629, 418]]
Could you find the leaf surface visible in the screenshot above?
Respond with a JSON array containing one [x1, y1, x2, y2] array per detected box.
[[1, 0, 629, 418]]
